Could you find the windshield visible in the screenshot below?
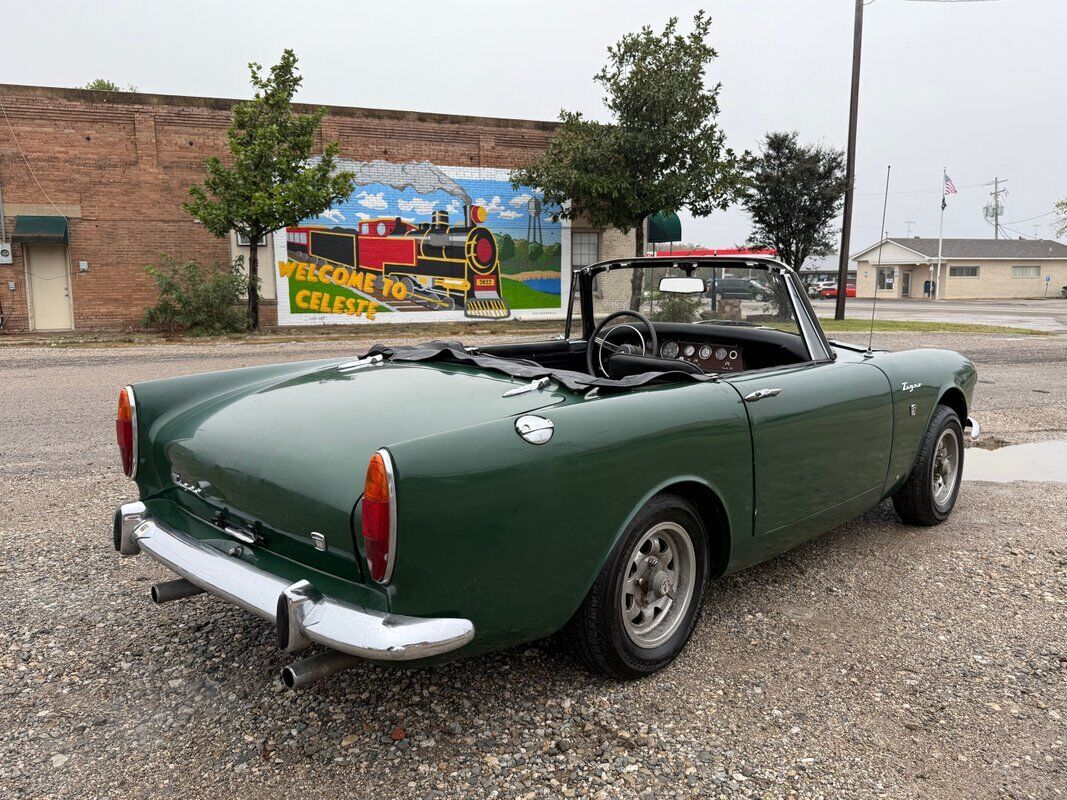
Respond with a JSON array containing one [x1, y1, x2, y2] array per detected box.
[[570, 263, 804, 337]]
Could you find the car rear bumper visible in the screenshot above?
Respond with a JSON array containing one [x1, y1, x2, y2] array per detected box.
[[113, 501, 475, 661]]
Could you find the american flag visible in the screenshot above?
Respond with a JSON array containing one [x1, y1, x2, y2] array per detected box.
[[944, 174, 957, 195]]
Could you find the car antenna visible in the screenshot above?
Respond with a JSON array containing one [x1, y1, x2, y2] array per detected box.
[[865, 165, 892, 357]]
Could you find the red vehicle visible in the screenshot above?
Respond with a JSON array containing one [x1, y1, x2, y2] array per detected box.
[[820, 283, 856, 299]]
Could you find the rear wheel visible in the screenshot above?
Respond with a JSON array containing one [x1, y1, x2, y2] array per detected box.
[[566, 494, 709, 678], [892, 405, 964, 526]]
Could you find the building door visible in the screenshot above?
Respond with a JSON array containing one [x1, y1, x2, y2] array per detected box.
[[901, 271, 912, 297], [26, 245, 73, 330]]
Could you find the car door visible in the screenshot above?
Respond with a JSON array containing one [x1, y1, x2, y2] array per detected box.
[[725, 360, 893, 549]]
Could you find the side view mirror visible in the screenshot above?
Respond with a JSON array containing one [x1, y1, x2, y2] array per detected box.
[[658, 276, 705, 294]]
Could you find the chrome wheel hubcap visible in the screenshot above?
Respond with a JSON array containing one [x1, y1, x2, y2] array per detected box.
[[620, 522, 696, 649], [932, 428, 960, 509]]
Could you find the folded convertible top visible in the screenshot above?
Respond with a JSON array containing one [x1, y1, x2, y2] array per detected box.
[[361, 341, 718, 393]]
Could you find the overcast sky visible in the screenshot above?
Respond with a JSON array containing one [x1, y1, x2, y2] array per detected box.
[[4, 0, 1065, 258]]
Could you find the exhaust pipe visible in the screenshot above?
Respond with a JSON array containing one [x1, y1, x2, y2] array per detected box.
[[151, 578, 205, 604], [281, 650, 361, 690]]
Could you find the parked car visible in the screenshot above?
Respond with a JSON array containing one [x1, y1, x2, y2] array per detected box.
[[113, 256, 978, 688], [807, 279, 836, 297], [707, 276, 772, 301], [820, 283, 856, 299]]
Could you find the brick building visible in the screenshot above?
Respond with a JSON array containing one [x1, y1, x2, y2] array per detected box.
[[0, 83, 634, 332], [853, 237, 1067, 299]]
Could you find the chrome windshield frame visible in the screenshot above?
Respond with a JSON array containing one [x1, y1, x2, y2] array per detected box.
[[571, 255, 833, 363]]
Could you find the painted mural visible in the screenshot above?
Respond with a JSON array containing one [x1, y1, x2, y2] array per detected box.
[[276, 160, 564, 324]]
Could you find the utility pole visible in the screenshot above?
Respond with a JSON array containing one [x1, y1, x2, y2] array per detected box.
[[835, 0, 863, 321], [985, 177, 1007, 239]]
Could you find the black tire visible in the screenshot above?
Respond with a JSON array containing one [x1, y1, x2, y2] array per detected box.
[[892, 405, 964, 526], [565, 493, 709, 678]]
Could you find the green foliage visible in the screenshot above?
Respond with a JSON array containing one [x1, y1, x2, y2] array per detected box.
[[183, 49, 354, 328], [513, 239, 529, 263], [510, 12, 744, 308], [528, 241, 544, 263], [542, 242, 562, 265], [498, 234, 516, 262], [742, 132, 846, 270], [85, 78, 136, 92], [142, 256, 253, 334], [651, 292, 704, 323]]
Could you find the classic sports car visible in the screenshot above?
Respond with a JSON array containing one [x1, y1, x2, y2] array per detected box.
[[113, 256, 978, 688]]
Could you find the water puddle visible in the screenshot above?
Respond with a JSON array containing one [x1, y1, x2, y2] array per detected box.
[[964, 440, 1067, 483]]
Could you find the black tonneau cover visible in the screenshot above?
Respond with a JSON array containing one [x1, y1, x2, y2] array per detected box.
[[361, 341, 717, 394]]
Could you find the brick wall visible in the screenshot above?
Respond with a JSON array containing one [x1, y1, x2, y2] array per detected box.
[[0, 84, 557, 331]]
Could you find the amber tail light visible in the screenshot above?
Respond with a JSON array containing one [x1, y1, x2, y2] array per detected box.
[[361, 450, 396, 583], [116, 386, 138, 478]]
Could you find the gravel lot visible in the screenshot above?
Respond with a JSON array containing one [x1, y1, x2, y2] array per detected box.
[[2, 330, 1065, 799]]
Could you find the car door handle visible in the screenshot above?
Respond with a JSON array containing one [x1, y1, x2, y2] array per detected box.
[[743, 388, 782, 402]]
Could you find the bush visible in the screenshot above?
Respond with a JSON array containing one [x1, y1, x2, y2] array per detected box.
[[142, 256, 253, 334], [651, 293, 704, 322]]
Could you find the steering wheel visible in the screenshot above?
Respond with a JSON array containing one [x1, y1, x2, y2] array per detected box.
[[586, 310, 659, 377]]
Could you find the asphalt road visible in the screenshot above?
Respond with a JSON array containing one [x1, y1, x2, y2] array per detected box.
[[1, 330, 1064, 799], [810, 297, 1067, 332]]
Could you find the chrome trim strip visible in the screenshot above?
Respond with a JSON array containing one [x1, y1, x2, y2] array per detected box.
[[118, 506, 475, 661], [965, 415, 981, 440], [785, 275, 832, 363], [124, 384, 139, 480]]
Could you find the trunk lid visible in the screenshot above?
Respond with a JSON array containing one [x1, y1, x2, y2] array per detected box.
[[160, 361, 566, 581]]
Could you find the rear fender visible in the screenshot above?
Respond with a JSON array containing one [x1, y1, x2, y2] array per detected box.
[[869, 349, 976, 496], [384, 380, 753, 656]]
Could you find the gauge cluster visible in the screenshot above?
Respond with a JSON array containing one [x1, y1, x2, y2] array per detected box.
[[659, 340, 744, 372]]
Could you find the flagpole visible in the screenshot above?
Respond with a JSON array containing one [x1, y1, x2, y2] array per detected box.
[[935, 167, 946, 300]]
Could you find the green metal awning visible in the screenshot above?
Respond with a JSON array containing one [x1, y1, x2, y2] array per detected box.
[[648, 211, 681, 244], [13, 215, 68, 244]]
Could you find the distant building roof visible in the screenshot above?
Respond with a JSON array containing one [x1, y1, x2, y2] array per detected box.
[[653, 247, 776, 257], [854, 237, 1067, 261]]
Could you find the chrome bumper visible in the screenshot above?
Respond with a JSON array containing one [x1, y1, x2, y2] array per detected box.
[[113, 502, 475, 661], [966, 415, 981, 440]]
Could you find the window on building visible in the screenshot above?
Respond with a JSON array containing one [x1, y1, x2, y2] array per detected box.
[[1011, 265, 1040, 278], [236, 233, 268, 247], [571, 232, 600, 267], [949, 266, 979, 277], [876, 267, 895, 290]]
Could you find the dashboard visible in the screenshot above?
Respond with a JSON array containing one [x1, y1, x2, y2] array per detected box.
[[659, 340, 745, 373]]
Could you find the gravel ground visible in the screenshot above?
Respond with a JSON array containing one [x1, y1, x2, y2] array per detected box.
[[1, 330, 1065, 799]]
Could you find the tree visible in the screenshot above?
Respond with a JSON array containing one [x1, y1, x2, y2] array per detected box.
[[85, 78, 137, 92], [184, 50, 353, 329], [741, 131, 846, 272], [1055, 198, 1067, 238], [528, 241, 544, 263], [498, 233, 516, 262], [510, 12, 743, 309]]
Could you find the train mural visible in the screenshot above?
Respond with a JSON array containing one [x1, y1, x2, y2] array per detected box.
[[276, 160, 564, 324]]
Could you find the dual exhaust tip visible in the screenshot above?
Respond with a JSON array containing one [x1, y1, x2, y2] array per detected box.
[[149, 578, 358, 689]]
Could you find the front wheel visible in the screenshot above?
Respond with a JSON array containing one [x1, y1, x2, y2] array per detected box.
[[566, 494, 709, 678], [892, 405, 964, 526]]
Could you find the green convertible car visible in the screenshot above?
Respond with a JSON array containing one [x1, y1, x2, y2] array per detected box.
[[113, 256, 979, 688]]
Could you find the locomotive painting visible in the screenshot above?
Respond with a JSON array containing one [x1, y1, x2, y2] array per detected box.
[[277, 159, 563, 324]]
